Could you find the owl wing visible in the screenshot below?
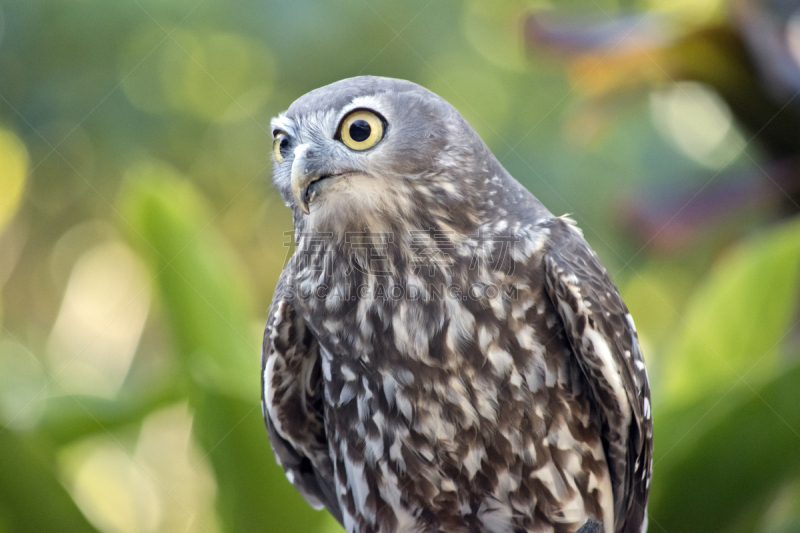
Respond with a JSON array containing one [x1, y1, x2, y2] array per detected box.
[[261, 259, 342, 524], [543, 219, 653, 533]]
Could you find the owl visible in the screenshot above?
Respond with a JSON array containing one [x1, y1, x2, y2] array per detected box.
[[262, 76, 652, 533]]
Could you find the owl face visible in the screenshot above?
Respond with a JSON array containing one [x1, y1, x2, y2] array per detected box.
[[270, 77, 482, 230]]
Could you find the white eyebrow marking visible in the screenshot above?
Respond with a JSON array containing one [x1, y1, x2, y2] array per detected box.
[[339, 95, 387, 124], [271, 114, 295, 136]]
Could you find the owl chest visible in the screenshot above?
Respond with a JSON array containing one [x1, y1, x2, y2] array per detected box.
[[306, 281, 592, 531]]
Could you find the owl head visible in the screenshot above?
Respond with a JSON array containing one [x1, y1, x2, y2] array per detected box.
[[270, 76, 505, 234]]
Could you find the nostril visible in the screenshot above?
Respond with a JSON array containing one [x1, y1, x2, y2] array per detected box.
[[293, 144, 310, 160]]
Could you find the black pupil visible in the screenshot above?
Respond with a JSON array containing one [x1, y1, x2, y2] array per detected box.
[[349, 120, 371, 142]]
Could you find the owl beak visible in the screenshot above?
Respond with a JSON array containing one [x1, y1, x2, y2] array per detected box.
[[291, 144, 313, 214], [291, 144, 341, 214]]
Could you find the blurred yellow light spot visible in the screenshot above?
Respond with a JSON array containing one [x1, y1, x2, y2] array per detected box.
[[47, 241, 150, 398], [0, 128, 29, 234], [61, 439, 162, 533], [649, 81, 742, 168], [644, 0, 726, 25], [135, 403, 219, 533], [570, 48, 667, 99], [60, 404, 218, 533]]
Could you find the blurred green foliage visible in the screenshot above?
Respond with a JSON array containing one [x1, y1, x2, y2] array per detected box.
[[0, 0, 798, 532]]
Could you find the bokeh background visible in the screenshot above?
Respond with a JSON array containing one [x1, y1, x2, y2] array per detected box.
[[2, 0, 800, 531]]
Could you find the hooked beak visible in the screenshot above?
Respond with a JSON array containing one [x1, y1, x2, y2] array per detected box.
[[291, 144, 314, 215], [290, 144, 345, 215]]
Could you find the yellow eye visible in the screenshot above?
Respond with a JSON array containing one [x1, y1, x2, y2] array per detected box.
[[339, 109, 385, 151], [273, 132, 290, 162]]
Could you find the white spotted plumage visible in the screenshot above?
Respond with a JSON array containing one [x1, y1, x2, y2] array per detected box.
[[261, 76, 652, 533]]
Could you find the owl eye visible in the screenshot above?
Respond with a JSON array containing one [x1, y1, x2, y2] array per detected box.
[[338, 109, 385, 151], [273, 132, 291, 162]]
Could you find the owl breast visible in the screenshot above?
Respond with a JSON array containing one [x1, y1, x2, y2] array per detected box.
[[293, 228, 614, 533]]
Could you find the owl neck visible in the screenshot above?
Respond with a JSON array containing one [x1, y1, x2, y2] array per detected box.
[[289, 161, 551, 282]]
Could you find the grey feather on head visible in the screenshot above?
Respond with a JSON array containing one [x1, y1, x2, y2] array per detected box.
[[270, 76, 543, 238]]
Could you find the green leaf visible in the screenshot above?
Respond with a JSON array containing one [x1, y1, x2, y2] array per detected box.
[[0, 429, 100, 533], [120, 163, 257, 402], [38, 386, 183, 447], [662, 218, 800, 407], [650, 361, 800, 533], [192, 393, 334, 533], [120, 165, 331, 532]]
